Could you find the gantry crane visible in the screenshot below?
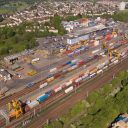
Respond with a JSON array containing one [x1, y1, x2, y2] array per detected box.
[[102, 42, 121, 60], [8, 100, 23, 120]]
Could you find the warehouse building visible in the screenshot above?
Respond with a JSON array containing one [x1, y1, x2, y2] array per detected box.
[[67, 24, 107, 45], [67, 34, 89, 45]]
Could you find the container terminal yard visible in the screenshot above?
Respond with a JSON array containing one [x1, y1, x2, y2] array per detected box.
[[0, 18, 128, 128]]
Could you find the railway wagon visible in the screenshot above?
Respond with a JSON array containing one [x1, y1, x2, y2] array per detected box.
[[39, 82, 48, 89], [65, 86, 74, 93], [37, 94, 50, 102], [90, 73, 96, 78]]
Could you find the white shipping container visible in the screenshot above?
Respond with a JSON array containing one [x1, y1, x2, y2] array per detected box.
[[40, 82, 48, 88], [82, 73, 88, 79], [111, 58, 116, 62], [92, 49, 100, 54], [75, 77, 82, 83], [54, 86, 62, 93], [97, 69, 103, 74], [65, 81, 72, 86], [104, 60, 109, 65], [113, 34, 117, 38], [109, 43, 113, 46], [31, 58, 40, 62], [122, 54, 127, 58], [71, 59, 78, 63], [109, 63, 114, 66], [97, 63, 104, 69], [113, 60, 119, 64], [50, 67, 57, 73], [65, 86, 73, 93], [71, 65, 77, 70], [99, 51, 105, 55], [121, 52, 126, 56], [28, 100, 39, 109], [94, 40, 99, 46], [103, 66, 108, 70]]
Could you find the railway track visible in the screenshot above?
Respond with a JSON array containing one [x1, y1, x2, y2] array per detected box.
[[0, 54, 100, 107], [3, 56, 128, 128], [26, 57, 128, 128]]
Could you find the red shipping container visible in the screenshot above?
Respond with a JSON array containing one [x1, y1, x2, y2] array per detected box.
[[79, 73, 84, 77], [63, 50, 72, 54], [54, 73, 61, 79], [78, 61, 85, 66], [106, 34, 111, 41]]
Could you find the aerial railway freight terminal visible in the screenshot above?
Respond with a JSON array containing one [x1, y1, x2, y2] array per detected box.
[[0, 18, 128, 128]]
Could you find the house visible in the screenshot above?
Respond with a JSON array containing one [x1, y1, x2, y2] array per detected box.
[[0, 69, 13, 81]]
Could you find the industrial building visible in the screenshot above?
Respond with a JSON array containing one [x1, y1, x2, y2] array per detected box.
[[67, 24, 107, 45]]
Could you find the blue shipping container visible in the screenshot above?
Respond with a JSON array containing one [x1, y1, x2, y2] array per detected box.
[[45, 90, 52, 95], [70, 63, 76, 66], [26, 82, 35, 87], [66, 61, 72, 65], [37, 94, 50, 102]]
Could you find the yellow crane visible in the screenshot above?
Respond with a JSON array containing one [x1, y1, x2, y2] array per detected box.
[[8, 99, 23, 120], [112, 51, 121, 60], [102, 42, 120, 60]]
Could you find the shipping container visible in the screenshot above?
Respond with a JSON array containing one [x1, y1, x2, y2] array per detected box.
[[97, 69, 103, 74], [90, 73, 96, 78], [46, 76, 54, 82], [104, 60, 109, 65], [109, 62, 114, 66], [113, 60, 119, 64], [103, 66, 108, 70], [31, 58, 40, 63], [92, 49, 100, 54], [65, 61, 72, 65], [54, 72, 62, 79], [50, 67, 57, 73], [45, 90, 53, 95], [65, 86, 74, 93], [78, 61, 85, 66], [70, 63, 76, 67], [99, 51, 105, 55], [75, 77, 82, 83], [53, 86, 62, 93], [27, 100, 39, 109], [122, 54, 127, 59], [27, 70, 37, 76], [71, 65, 78, 70], [65, 81, 72, 87], [111, 58, 116, 62], [40, 82, 48, 88], [37, 94, 49, 102], [82, 73, 88, 79], [89, 67, 97, 74], [26, 82, 35, 88], [71, 59, 79, 63], [97, 63, 104, 69]]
